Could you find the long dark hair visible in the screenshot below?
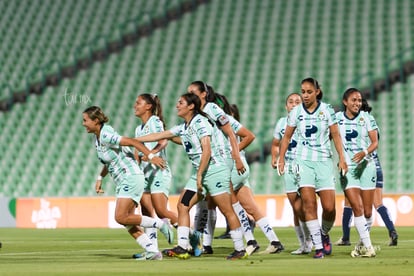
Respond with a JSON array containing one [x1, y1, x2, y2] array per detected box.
[[301, 77, 323, 100], [361, 98, 372, 113], [180, 93, 209, 119], [138, 93, 166, 127], [191, 80, 220, 104]]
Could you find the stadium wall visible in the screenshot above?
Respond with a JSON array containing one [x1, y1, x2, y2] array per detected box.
[[13, 194, 414, 228], [0, 196, 16, 227]]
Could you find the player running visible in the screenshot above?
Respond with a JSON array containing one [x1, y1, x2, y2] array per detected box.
[[83, 106, 174, 261], [132, 93, 178, 259]]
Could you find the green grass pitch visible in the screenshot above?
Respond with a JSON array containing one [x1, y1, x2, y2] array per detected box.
[[0, 227, 413, 275]]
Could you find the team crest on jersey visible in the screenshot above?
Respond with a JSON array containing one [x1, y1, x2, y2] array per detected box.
[[187, 127, 195, 135], [317, 111, 326, 121], [358, 117, 365, 126]]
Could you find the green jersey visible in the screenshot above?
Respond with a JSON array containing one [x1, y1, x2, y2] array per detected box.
[[203, 102, 232, 159], [273, 116, 300, 162], [287, 101, 337, 161], [169, 114, 227, 169], [135, 115, 170, 178], [336, 111, 378, 165], [95, 124, 142, 185]]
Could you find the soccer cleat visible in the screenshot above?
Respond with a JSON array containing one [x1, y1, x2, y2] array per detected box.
[[313, 249, 325, 259], [134, 251, 163, 261], [304, 239, 313, 253], [360, 246, 376, 258], [164, 246, 190, 259], [350, 245, 362, 258], [322, 234, 332, 255], [291, 246, 306, 255], [259, 241, 284, 254], [226, 250, 248, 260], [189, 230, 202, 257], [245, 240, 260, 256], [214, 231, 231, 239], [203, 245, 214, 254], [132, 252, 144, 259], [389, 231, 398, 246], [159, 218, 174, 245], [334, 238, 351, 246]]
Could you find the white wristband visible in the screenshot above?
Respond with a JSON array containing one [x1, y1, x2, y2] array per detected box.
[[148, 153, 155, 160], [97, 175, 103, 181], [363, 149, 369, 156]]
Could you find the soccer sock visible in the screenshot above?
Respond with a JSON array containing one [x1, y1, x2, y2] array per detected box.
[[257, 217, 279, 242], [232, 202, 254, 242], [203, 208, 217, 247], [321, 219, 334, 236], [229, 227, 245, 251], [299, 220, 311, 241], [377, 205, 396, 233], [294, 225, 305, 247], [306, 219, 323, 250], [177, 226, 190, 250], [139, 216, 161, 228], [136, 234, 158, 253], [342, 206, 353, 241], [145, 227, 158, 249], [193, 200, 208, 232], [365, 215, 373, 232], [354, 215, 372, 248]]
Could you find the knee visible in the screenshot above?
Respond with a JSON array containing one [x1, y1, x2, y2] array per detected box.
[[115, 214, 126, 225], [177, 203, 189, 214], [364, 209, 373, 218], [325, 206, 336, 216]]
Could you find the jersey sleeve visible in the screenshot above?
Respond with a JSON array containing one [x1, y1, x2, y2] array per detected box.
[[228, 115, 242, 133], [206, 103, 229, 126], [151, 117, 165, 133], [365, 112, 378, 131], [195, 117, 212, 139], [169, 124, 184, 137], [287, 106, 298, 127], [273, 118, 284, 139], [100, 125, 121, 147], [326, 104, 337, 126]]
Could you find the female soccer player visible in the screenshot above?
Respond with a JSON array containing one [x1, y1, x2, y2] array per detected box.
[[83, 106, 174, 261], [135, 93, 247, 260], [271, 92, 312, 255], [187, 82, 249, 254], [336, 88, 377, 257], [133, 93, 178, 256], [278, 78, 348, 259], [201, 98, 284, 256], [335, 98, 398, 247]]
